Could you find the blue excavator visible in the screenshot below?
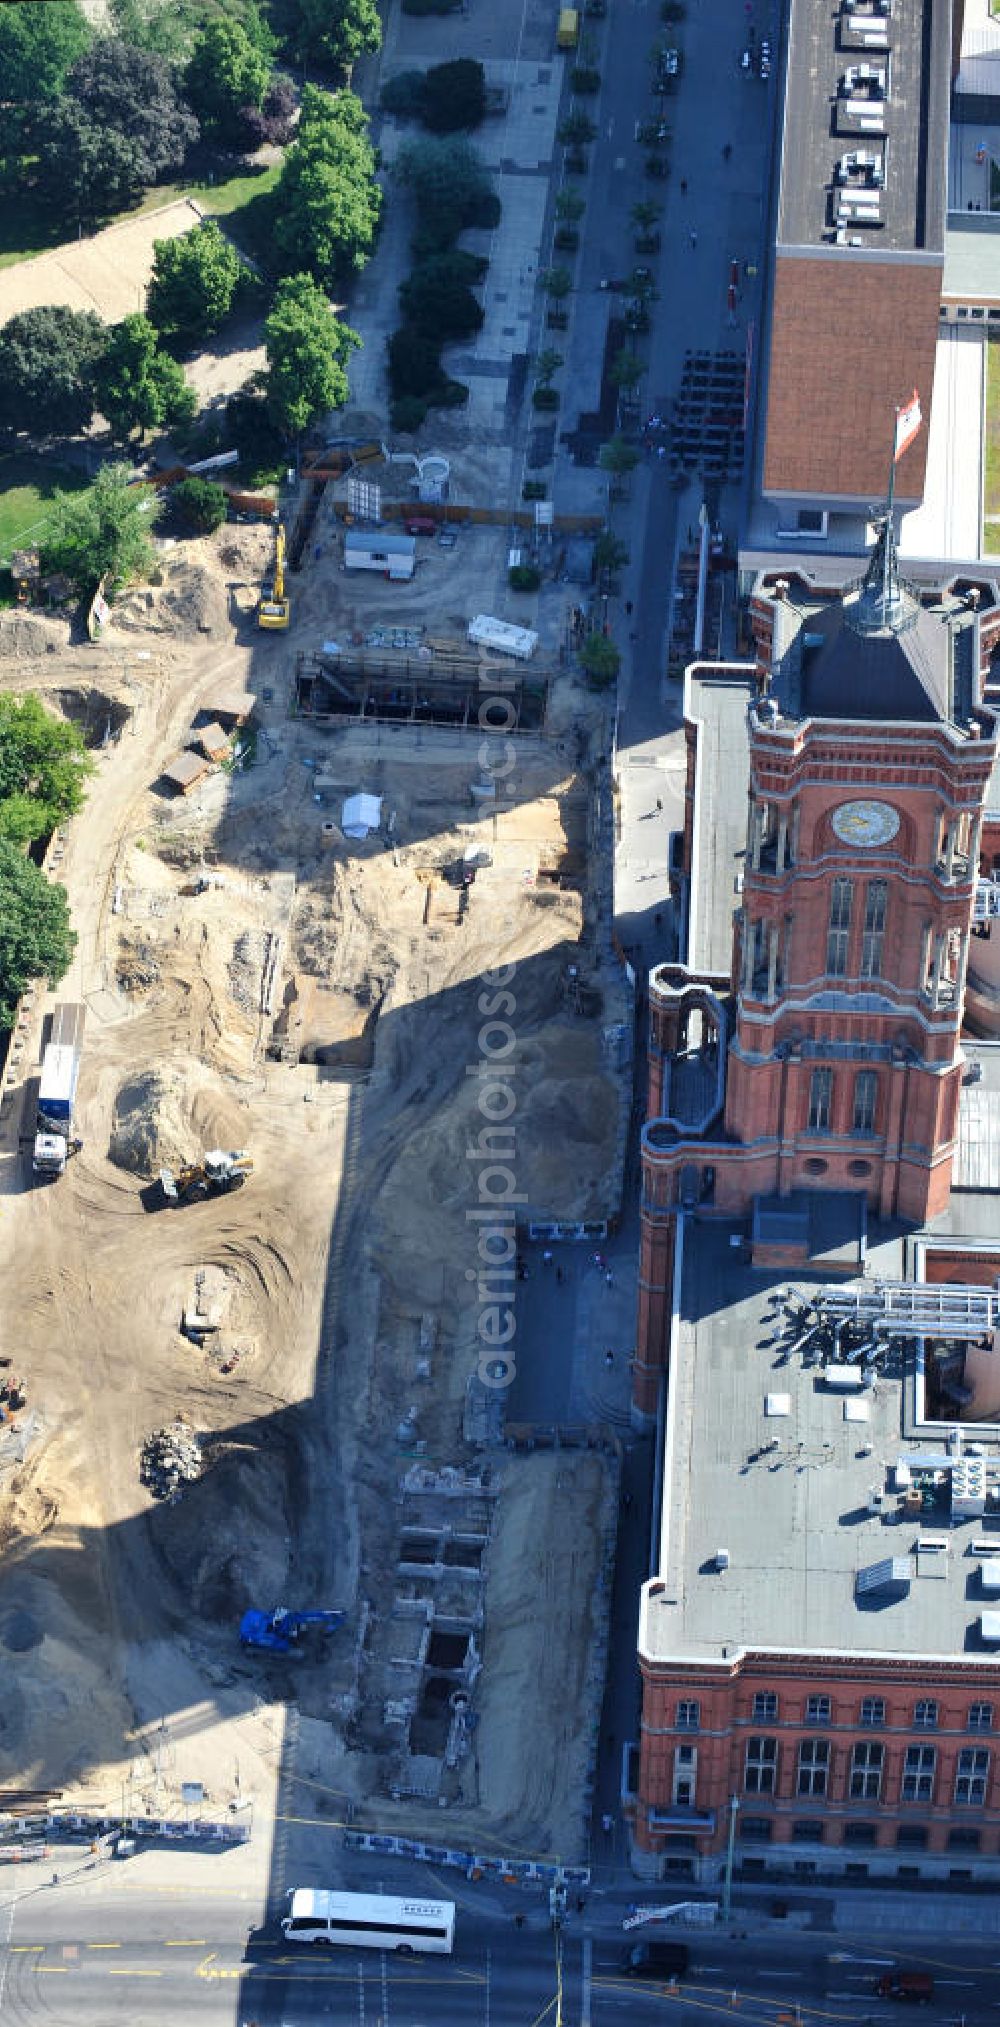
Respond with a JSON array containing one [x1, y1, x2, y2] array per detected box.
[[239, 1606, 344, 1656]]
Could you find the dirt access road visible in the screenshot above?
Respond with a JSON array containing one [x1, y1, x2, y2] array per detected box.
[[0, 524, 622, 1862]]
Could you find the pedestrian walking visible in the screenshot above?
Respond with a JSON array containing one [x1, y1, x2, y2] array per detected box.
[[689, 228, 698, 249], [605, 1349, 615, 1369], [656, 797, 663, 812], [602, 1812, 613, 1835], [542, 1248, 553, 1265], [624, 1491, 633, 1512], [556, 1265, 565, 1285], [722, 142, 732, 160], [605, 1269, 615, 1289], [680, 178, 688, 194]]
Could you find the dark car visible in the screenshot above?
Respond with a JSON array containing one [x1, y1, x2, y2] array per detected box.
[[620, 1941, 690, 1978], [876, 1971, 934, 2004], [405, 516, 437, 537]]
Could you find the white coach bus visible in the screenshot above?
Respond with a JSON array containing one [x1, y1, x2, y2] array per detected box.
[[282, 1889, 456, 1954]]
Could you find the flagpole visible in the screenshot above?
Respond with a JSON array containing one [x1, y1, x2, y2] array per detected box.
[[884, 406, 897, 620]]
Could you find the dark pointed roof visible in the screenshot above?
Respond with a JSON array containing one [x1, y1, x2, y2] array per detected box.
[[798, 515, 952, 723]]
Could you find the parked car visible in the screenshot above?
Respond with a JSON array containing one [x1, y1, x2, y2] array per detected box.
[[405, 517, 437, 537]]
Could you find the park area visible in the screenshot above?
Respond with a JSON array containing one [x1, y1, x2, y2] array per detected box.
[[0, 454, 89, 576]]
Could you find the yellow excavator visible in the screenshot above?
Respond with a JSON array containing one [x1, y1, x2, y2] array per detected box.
[[159, 1149, 254, 1206], [257, 524, 290, 630]]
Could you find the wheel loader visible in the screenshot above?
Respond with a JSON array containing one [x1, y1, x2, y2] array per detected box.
[[158, 1148, 253, 1206]]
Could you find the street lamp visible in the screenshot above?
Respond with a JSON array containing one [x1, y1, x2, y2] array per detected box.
[[721, 1793, 739, 1922]]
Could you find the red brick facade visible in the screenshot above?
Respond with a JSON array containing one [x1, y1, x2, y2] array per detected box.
[[636, 1645, 1000, 1881]]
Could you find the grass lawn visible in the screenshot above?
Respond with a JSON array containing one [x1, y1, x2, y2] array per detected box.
[[0, 158, 283, 274], [0, 453, 89, 563]]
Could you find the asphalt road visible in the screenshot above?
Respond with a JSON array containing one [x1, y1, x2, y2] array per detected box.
[[2, 1875, 998, 2027]]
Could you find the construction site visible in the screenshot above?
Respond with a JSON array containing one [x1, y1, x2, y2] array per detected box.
[[0, 452, 629, 1866]]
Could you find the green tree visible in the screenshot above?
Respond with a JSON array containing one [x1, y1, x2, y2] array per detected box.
[[172, 478, 228, 535], [381, 69, 427, 118], [555, 186, 585, 222], [109, 0, 275, 64], [66, 37, 198, 178], [599, 434, 639, 479], [0, 307, 106, 440], [399, 260, 484, 340], [0, 694, 94, 845], [0, 0, 91, 109], [184, 17, 270, 144], [579, 632, 621, 685], [394, 136, 499, 250], [539, 265, 572, 302], [630, 199, 662, 233], [610, 349, 643, 393], [0, 843, 76, 1030], [43, 462, 161, 594], [273, 86, 381, 286], [264, 274, 360, 435], [147, 223, 250, 344], [557, 110, 596, 145], [289, 0, 382, 71], [593, 531, 629, 575], [35, 102, 147, 221], [387, 327, 445, 402], [420, 58, 486, 132], [36, 37, 198, 219], [225, 377, 287, 484], [95, 315, 197, 442], [535, 348, 563, 388]]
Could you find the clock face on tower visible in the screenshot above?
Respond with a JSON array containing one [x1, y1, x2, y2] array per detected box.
[[831, 799, 900, 848]]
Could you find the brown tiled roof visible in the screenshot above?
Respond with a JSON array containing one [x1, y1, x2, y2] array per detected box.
[[763, 254, 941, 503]]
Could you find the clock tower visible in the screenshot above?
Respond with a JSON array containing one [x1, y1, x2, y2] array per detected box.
[[636, 522, 998, 1409]]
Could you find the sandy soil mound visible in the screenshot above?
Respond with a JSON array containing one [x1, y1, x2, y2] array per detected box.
[[111, 559, 226, 639], [0, 613, 71, 658], [147, 1441, 292, 1622], [109, 1065, 247, 1178], [374, 1020, 619, 1304]]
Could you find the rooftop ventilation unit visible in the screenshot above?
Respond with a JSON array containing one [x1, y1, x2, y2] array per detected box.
[[953, 1457, 988, 1521], [856, 1555, 912, 1599]]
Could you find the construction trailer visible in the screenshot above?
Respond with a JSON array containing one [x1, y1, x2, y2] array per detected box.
[[33, 1003, 85, 1177], [344, 529, 416, 581], [467, 615, 538, 660]]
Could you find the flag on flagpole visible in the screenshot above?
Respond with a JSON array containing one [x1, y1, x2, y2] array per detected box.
[[894, 389, 922, 463]]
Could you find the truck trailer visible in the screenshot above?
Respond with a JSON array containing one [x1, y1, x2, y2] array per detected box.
[[33, 1002, 85, 1177]]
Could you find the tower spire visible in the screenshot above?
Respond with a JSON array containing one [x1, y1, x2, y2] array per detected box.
[[844, 394, 923, 640]]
